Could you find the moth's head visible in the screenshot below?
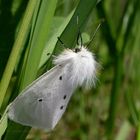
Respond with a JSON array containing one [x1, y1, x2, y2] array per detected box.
[[67, 46, 97, 89], [54, 44, 97, 89], [73, 46, 91, 58], [73, 47, 81, 53]]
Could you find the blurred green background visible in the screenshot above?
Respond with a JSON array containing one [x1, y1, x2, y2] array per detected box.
[[0, 0, 140, 140]]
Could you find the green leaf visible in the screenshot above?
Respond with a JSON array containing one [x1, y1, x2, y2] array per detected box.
[[0, 108, 8, 139], [55, 0, 97, 49], [39, 11, 74, 68], [0, 0, 37, 109], [3, 0, 58, 139], [19, 0, 58, 91]]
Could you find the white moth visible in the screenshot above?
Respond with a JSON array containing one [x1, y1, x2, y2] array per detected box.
[[8, 45, 97, 131]]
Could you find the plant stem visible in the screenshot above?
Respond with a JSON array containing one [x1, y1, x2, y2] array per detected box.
[[106, 54, 123, 139]]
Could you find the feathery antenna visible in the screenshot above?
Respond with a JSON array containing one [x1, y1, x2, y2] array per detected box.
[[76, 15, 83, 47], [86, 22, 102, 47], [57, 37, 68, 48]]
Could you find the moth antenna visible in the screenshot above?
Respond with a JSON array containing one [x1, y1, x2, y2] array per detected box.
[[76, 15, 83, 47], [86, 22, 102, 48], [57, 37, 68, 49], [76, 15, 79, 25], [77, 30, 83, 47]]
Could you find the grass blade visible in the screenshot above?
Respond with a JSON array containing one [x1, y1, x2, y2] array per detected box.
[[0, 0, 37, 109]]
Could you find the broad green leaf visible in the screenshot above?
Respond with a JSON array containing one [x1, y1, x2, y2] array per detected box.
[[3, 0, 58, 139], [39, 11, 74, 68], [0, 0, 37, 109], [55, 0, 97, 49], [0, 106, 9, 139], [19, 0, 58, 91]]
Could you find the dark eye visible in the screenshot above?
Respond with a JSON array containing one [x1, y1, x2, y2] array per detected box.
[[74, 48, 81, 53]]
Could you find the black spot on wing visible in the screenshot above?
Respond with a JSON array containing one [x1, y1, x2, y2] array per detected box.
[[36, 92, 52, 103], [59, 76, 62, 80], [60, 106, 64, 110], [63, 95, 67, 99]]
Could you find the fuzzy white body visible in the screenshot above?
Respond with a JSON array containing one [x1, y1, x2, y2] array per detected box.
[[8, 46, 97, 130], [54, 47, 96, 88]]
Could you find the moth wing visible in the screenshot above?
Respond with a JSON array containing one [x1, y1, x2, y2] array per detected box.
[[8, 65, 74, 130]]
